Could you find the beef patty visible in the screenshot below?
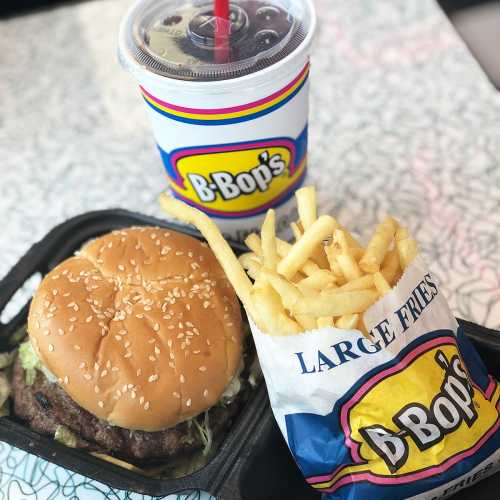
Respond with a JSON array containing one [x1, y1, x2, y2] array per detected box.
[[12, 356, 244, 462]]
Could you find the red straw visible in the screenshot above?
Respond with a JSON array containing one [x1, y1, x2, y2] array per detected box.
[[214, 0, 230, 63]]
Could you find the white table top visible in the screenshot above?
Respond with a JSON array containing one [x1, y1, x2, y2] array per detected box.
[[1, 0, 499, 498]]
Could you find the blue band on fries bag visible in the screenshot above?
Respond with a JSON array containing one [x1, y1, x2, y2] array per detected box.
[[247, 256, 499, 499]]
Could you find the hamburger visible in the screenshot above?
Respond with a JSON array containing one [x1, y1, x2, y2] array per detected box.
[[12, 226, 249, 463]]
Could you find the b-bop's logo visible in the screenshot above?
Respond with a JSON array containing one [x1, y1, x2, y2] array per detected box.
[[158, 135, 307, 219], [359, 350, 477, 473], [300, 336, 499, 494]]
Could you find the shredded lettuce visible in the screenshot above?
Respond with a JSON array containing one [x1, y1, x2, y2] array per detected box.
[[54, 425, 78, 448], [220, 376, 242, 405], [192, 411, 213, 456], [0, 350, 16, 370], [0, 373, 10, 417], [248, 356, 263, 388], [19, 340, 57, 385]]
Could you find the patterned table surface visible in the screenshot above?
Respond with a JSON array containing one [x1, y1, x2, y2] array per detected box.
[[1, 0, 499, 498]]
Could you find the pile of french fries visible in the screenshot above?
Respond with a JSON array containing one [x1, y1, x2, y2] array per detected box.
[[159, 187, 418, 337]]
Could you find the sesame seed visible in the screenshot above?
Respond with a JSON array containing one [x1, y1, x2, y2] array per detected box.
[[69, 317, 77, 323], [74, 345, 81, 350], [131, 391, 136, 399], [94, 363, 99, 371], [94, 386, 100, 393], [122, 384, 128, 392], [186, 398, 192, 407], [170, 352, 175, 360], [63, 376, 69, 384], [203, 389, 209, 398], [84, 374, 92, 380], [173, 392, 180, 399], [144, 401, 150, 410], [148, 338, 155, 344], [203, 301, 210, 309], [43, 329, 50, 336], [79, 362, 86, 369], [106, 360, 111, 368], [199, 366, 207, 372], [101, 370, 108, 377], [180, 374, 185, 383], [139, 396, 144, 405], [48, 344, 54, 352], [98, 401, 104, 408], [169, 362, 175, 369], [185, 304, 191, 311], [148, 374, 158, 383], [124, 341, 131, 348], [118, 265, 125, 271], [115, 335, 122, 341], [58, 328, 65, 336], [112, 367, 119, 372], [177, 333, 184, 339], [136, 369, 142, 377], [46, 313, 54, 318], [154, 346, 160, 355], [124, 351, 132, 358], [148, 355, 156, 362], [167, 339, 172, 348]]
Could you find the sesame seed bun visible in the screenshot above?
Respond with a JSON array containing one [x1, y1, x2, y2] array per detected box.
[[27, 227, 243, 432]]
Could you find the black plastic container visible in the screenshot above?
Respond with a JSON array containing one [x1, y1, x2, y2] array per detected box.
[[0, 210, 498, 499]]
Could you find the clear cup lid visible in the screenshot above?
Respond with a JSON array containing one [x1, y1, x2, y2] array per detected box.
[[120, 0, 313, 81]]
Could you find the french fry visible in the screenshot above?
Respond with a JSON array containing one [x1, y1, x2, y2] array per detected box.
[[238, 253, 262, 281], [396, 227, 418, 270], [292, 214, 329, 269], [252, 235, 319, 277], [373, 271, 391, 296], [359, 216, 398, 273], [335, 314, 359, 330], [338, 274, 374, 291], [245, 233, 262, 256], [336, 253, 363, 282], [290, 221, 302, 242], [325, 247, 346, 281], [250, 284, 281, 334], [380, 247, 400, 284], [251, 283, 303, 335], [296, 186, 317, 230], [261, 209, 278, 270], [261, 268, 302, 310], [295, 314, 319, 331], [277, 215, 337, 279], [159, 194, 257, 320], [317, 316, 334, 328], [276, 238, 320, 276], [238, 252, 260, 268], [291, 290, 379, 316], [296, 270, 337, 291]]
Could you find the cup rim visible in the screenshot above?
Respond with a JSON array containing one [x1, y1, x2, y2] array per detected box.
[[118, 0, 317, 94]]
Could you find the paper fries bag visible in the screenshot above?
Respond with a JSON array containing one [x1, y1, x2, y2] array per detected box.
[[247, 256, 499, 499]]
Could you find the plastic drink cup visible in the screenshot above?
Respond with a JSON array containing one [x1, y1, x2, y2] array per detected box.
[[119, 0, 316, 241]]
